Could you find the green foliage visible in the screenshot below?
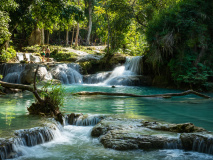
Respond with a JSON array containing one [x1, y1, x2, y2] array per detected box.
[[0, 46, 16, 62], [168, 53, 213, 90], [40, 80, 65, 110], [146, 0, 213, 90], [0, 11, 11, 45]]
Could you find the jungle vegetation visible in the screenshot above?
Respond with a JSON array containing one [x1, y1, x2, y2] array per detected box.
[[0, 0, 213, 91]]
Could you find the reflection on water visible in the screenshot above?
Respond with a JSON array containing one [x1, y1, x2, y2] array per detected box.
[[0, 92, 45, 137]]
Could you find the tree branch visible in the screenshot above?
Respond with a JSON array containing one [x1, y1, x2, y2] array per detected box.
[[33, 65, 44, 103], [73, 90, 211, 99]]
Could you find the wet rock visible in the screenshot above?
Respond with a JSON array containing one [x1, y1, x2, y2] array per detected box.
[[142, 122, 206, 133], [92, 117, 212, 153], [67, 113, 82, 125]]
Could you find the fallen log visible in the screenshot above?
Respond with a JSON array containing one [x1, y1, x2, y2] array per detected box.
[[73, 90, 211, 99], [0, 80, 34, 92]]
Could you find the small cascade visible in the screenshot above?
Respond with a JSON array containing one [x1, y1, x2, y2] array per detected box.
[[0, 64, 26, 83], [66, 113, 104, 126], [192, 135, 213, 154], [164, 138, 182, 149], [51, 63, 83, 84], [103, 56, 143, 85], [0, 121, 62, 160]]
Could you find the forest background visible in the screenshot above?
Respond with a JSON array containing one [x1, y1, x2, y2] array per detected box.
[[0, 0, 213, 91]]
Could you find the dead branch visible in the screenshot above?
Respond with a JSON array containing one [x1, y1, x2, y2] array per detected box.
[[73, 90, 211, 99], [0, 80, 34, 92], [33, 65, 44, 103]]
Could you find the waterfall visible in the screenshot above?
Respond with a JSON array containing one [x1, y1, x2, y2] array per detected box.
[[0, 121, 62, 160], [50, 63, 83, 84], [0, 63, 82, 85], [102, 56, 143, 85], [66, 114, 103, 126], [0, 64, 26, 83], [191, 135, 213, 154]]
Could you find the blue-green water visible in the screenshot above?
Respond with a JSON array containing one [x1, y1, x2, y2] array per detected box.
[[1, 84, 213, 160], [0, 84, 213, 136], [64, 85, 213, 131]]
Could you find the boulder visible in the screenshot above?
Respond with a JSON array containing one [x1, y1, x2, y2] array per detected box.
[[20, 64, 51, 84], [142, 121, 206, 133], [100, 130, 179, 150], [92, 117, 211, 153]]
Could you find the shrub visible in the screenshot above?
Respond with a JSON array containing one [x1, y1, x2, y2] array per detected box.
[[0, 46, 16, 62]]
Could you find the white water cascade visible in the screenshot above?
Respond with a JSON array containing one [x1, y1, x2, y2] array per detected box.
[[0, 64, 26, 83], [16, 53, 41, 62], [0, 63, 82, 84], [102, 56, 143, 85]]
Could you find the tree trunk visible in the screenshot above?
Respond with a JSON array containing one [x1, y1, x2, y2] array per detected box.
[[0, 80, 34, 92], [41, 28, 45, 45], [46, 30, 50, 45], [86, 0, 93, 45], [106, 10, 110, 54], [75, 23, 79, 47], [66, 29, 69, 46], [71, 27, 75, 47], [73, 90, 211, 99], [75, 0, 80, 47]]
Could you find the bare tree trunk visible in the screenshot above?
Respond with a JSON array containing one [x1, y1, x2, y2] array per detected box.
[[75, 0, 80, 47], [47, 30, 50, 45], [71, 27, 75, 47], [75, 23, 79, 47], [41, 28, 45, 45], [86, 0, 93, 45], [73, 90, 211, 99], [106, 10, 110, 54], [66, 29, 69, 46]]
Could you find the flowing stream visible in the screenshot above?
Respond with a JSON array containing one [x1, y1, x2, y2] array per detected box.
[[1, 57, 213, 159]]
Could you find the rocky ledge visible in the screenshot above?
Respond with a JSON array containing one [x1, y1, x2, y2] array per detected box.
[[91, 117, 213, 154]]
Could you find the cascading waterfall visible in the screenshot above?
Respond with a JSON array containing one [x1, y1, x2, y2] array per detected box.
[[0, 63, 82, 84], [102, 56, 143, 85], [0, 64, 26, 83], [0, 120, 62, 160], [0, 115, 102, 160], [65, 114, 103, 126], [50, 63, 83, 84]]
